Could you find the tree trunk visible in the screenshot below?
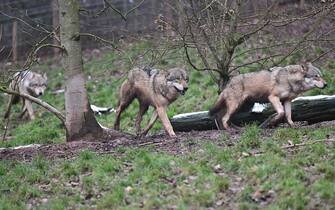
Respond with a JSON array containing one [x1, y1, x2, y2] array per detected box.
[[170, 96, 335, 132], [59, 0, 102, 141]]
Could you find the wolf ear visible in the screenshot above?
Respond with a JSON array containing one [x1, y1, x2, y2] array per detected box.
[[30, 72, 36, 79], [301, 62, 308, 72], [165, 70, 172, 79], [43, 72, 48, 80]]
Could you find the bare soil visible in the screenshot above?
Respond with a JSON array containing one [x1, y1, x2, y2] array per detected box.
[[1, 120, 334, 162]]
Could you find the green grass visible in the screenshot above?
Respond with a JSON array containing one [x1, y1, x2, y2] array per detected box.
[[0, 128, 335, 209], [1, 42, 334, 148], [1, 40, 334, 147], [0, 40, 335, 208], [0, 41, 220, 146]]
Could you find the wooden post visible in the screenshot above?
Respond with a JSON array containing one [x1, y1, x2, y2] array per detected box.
[[12, 21, 18, 63]]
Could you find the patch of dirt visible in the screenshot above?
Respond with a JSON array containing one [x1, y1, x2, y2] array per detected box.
[[1, 120, 335, 161]]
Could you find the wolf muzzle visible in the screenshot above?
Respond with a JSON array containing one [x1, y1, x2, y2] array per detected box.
[[322, 83, 327, 89], [178, 87, 188, 95], [172, 82, 188, 95]]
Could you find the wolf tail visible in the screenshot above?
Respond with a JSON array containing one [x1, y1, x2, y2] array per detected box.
[[209, 95, 225, 116]]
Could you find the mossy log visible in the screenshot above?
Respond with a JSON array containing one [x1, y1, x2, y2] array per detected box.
[[170, 95, 335, 132]]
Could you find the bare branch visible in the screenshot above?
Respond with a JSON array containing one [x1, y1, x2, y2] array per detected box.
[[274, 7, 333, 65], [124, 0, 145, 18], [0, 24, 3, 53], [166, 0, 335, 91], [89, 0, 145, 21], [237, 19, 270, 45], [229, 53, 283, 72], [0, 24, 2, 42], [250, 139, 335, 156], [79, 33, 119, 51], [183, 42, 221, 74], [0, 10, 50, 34], [22, 27, 62, 71], [311, 47, 335, 63]]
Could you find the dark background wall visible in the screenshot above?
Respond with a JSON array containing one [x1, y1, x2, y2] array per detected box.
[[0, 0, 165, 61], [0, 0, 306, 62]]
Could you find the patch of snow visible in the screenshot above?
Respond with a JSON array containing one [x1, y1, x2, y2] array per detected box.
[[51, 89, 65, 94], [251, 103, 268, 113], [91, 105, 115, 115], [0, 144, 41, 151], [293, 95, 335, 102], [98, 122, 108, 129], [172, 111, 208, 119]]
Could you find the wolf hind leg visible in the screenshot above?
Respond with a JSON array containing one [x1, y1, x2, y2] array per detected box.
[[114, 81, 135, 130], [140, 110, 158, 137], [221, 97, 245, 131], [135, 102, 149, 135], [221, 103, 238, 131]]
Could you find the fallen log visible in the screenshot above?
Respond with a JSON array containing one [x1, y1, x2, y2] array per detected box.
[[170, 95, 335, 132]]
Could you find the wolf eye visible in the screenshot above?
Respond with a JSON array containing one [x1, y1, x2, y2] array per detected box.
[[167, 78, 174, 81]]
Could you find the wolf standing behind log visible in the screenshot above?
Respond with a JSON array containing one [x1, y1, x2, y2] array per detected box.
[[4, 71, 48, 120], [209, 62, 327, 130], [114, 67, 189, 137]]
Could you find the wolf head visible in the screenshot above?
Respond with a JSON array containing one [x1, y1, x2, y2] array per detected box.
[[302, 62, 327, 89], [166, 67, 189, 95], [27, 72, 48, 97]]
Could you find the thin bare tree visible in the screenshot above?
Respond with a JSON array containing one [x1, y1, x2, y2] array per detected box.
[[164, 0, 335, 92]]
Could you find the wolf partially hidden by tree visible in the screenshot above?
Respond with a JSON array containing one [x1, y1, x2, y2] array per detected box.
[[4, 71, 48, 120]]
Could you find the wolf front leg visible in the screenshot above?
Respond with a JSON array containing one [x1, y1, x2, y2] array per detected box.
[[24, 99, 35, 120], [156, 106, 176, 137], [140, 110, 158, 137], [268, 95, 285, 126], [284, 100, 294, 127], [135, 103, 149, 135]]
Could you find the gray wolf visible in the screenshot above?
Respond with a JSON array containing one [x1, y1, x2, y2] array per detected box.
[[4, 71, 48, 120], [209, 62, 327, 130], [114, 67, 189, 137]]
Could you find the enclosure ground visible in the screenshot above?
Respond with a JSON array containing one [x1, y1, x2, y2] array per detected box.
[[1, 121, 335, 209], [1, 120, 334, 161]]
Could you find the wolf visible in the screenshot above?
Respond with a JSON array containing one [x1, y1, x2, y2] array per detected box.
[[4, 71, 48, 120], [209, 62, 327, 130], [114, 67, 189, 137]]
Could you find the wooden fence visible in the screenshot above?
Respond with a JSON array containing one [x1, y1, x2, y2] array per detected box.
[[0, 0, 165, 61]]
